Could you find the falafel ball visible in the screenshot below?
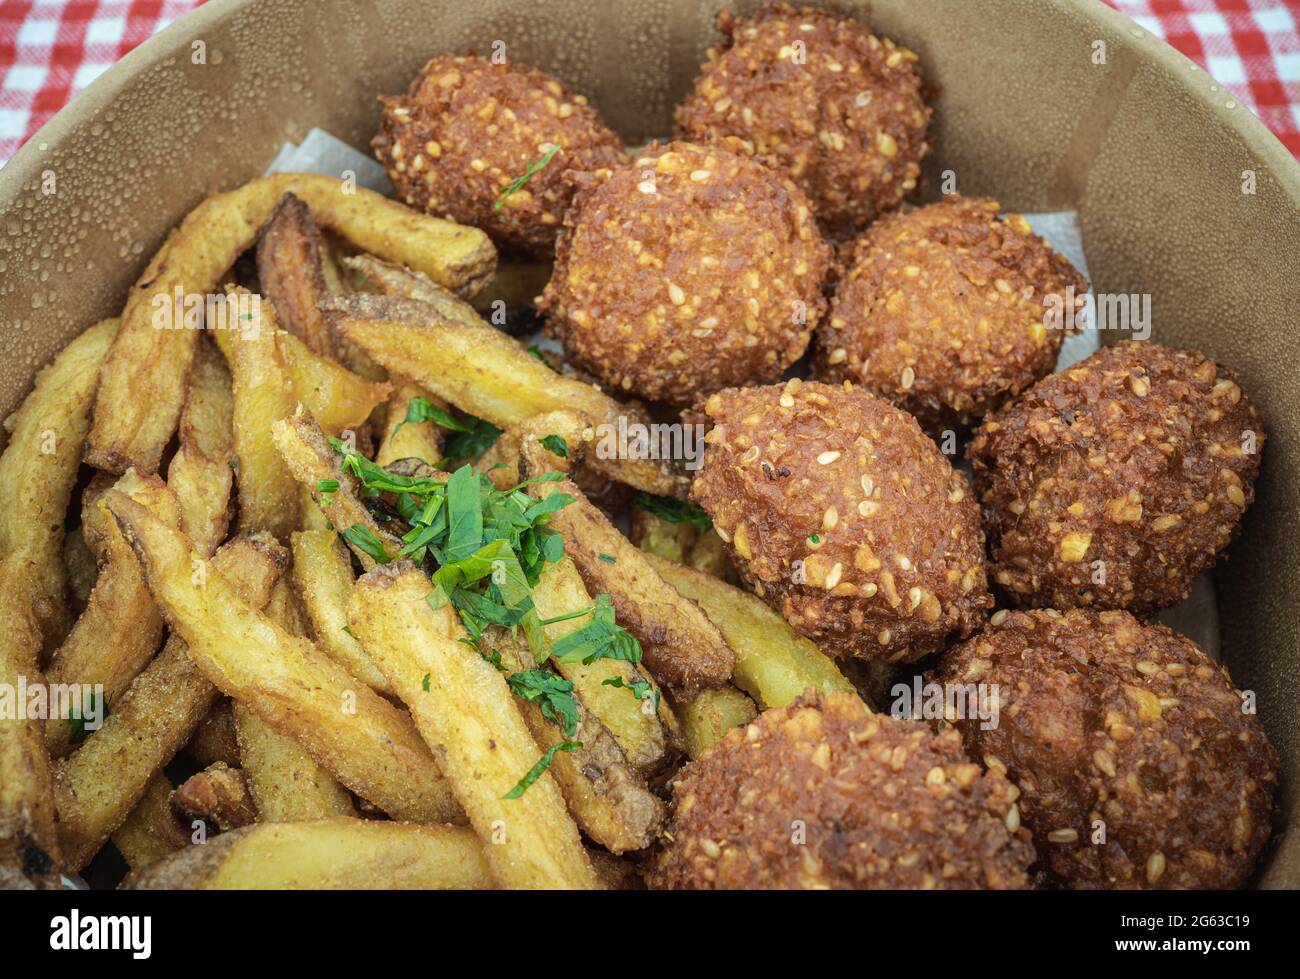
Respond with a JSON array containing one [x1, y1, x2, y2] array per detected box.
[[539, 139, 831, 405], [692, 380, 992, 662], [675, 4, 931, 236], [373, 54, 627, 255], [935, 609, 1279, 889], [969, 340, 1264, 615], [814, 196, 1088, 435], [648, 691, 1033, 889]]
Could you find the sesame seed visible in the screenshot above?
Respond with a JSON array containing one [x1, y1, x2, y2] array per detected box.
[[858, 500, 879, 517], [990, 610, 1009, 626], [822, 506, 839, 530], [779, 393, 795, 408], [895, 555, 912, 571], [1005, 805, 1020, 833], [689, 169, 711, 182], [667, 282, 686, 305], [817, 450, 841, 465], [637, 179, 656, 194], [900, 366, 916, 389], [1047, 828, 1079, 844], [824, 563, 843, 590], [1146, 852, 1166, 884]]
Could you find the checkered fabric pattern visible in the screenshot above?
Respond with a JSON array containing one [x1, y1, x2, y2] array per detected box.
[[1, 0, 1297, 164]]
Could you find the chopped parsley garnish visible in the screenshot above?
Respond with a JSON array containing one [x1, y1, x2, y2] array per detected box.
[[390, 396, 464, 442], [526, 345, 554, 368], [421, 673, 431, 692], [440, 416, 503, 464], [538, 435, 568, 459], [317, 478, 340, 505], [494, 145, 561, 212], [550, 593, 643, 666], [343, 524, 392, 564], [67, 690, 102, 746], [503, 741, 582, 799], [633, 492, 712, 531], [507, 669, 580, 738], [808, 534, 821, 544], [602, 674, 661, 714], [598, 553, 616, 564]]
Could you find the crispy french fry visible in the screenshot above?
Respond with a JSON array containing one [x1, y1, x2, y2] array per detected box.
[[687, 528, 735, 580], [229, 294, 299, 540], [234, 578, 356, 823], [375, 379, 444, 468], [63, 530, 96, 614], [111, 774, 189, 871], [125, 819, 492, 890], [526, 475, 735, 693], [43, 471, 182, 757], [630, 508, 698, 565], [0, 317, 116, 887], [531, 559, 672, 769], [86, 173, 495, 476], [324, 293, 690, 497], [54, 534, 287, 870], [289, 530, 392, 694], [677, 686, 759, 760], [104, 493, 461, 827], [172, 762, 256, 832], [644, 553, 855, 710], [257, 193, 335, 357], [348, 563, 599, 889], [489, 629, 664, 853], [186, 701, 240, 768], [271, 410, 401, 570], [168, 337, 234, 558]]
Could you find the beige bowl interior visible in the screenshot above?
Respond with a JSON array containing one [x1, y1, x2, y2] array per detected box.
[[1, 0, 1296, 885]]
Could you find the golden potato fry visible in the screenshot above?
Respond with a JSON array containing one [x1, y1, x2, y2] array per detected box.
[[43, 471, 182, 757], [271, 409, 401, 570], [686, 528, 735, 581], [172, 762, 256, 832], [0, 317, 116, 887], [348, 563, 599, 889], [526, 476, 734, 693], [111, 774, 189, 871], [54, 534, 287, 870], [489, 629, 663, 853], [630, 508, 698, 565], [289, 530, 392, 694], [104, 492, 461, 827], [677, 686, 758, 760], [530, 558, 672, 769], [376, 379, 445, 468], [229, 295, 299, 541], [644, 553, 855, 710], [125, 819, 491, 890], [257, 193, 335, 357], [62, 530, 96, 614], [86, 172, 495, 476], [167, 337, 234, 558], [233, 578, 356, 823], [186, 700, 240, 768], [324, 293, 689, 497]]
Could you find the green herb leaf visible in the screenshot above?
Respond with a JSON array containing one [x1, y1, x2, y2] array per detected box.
[[598, 553, 616, 564], [440, 416, 503, 463], [342, 524, 392, 564], [503, 740, 582, 799], [538, 434, 568, 459], [494, 145, 561, 213], [601, 674, 661, 713], [551, 593, 643, 666], [507, 669, 580, 737], [633, 492, 712, 531], [444, 465, 484, 564], [421, 673, 431, 692]]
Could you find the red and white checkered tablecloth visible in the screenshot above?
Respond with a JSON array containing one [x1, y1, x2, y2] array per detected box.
[[1, 0, 1298, 165]]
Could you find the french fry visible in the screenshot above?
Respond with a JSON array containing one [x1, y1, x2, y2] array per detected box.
[[271, 409, 401, 570], [0, 317, 116, 887], [229, 294, 299, 541], [644, 553, 855, 710], [43, 471, 183, 757], [323, 293, 690, 497], [525, 475, 735, 693], [375, 379, 444, 468], [186, 701, 240, 768], [289, 530, 392, 694], [104, 492, 462, 827], [167, 337, 234, 558], [348, 563, 600, 889], [343, 254, 483, 323], [125, 819, 492, 890], [530, 559, 673, 769], [630, 508, 698, 565], [54, 534, 287, 870], [677, 686, 759, 760], [488, 628, 664, 853], [62, 530, 96, 614], [233, 578, 357, 823], [111, 774, 189, 871], [257, 193, 335, 357], [86, 172, 496, 476], [171, 762, 256, 832]]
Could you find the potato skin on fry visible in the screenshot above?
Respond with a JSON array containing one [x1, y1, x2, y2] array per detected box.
[[257, 193, 335, 357], [693, 380, 991, 663], [374, 54, 627, 255], [648, 692, 1032, 890]]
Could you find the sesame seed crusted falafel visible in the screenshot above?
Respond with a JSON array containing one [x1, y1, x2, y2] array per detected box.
[[539, 139, 831, 405], [934, 608, 1279, 889], [675, 4, 931, 236], [692, 380, 992, 663], [647, 691, 1033, 889], [814, 196, 1089, 435], [969, 340, 1265, 616], [373, 54, 627, 255]]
